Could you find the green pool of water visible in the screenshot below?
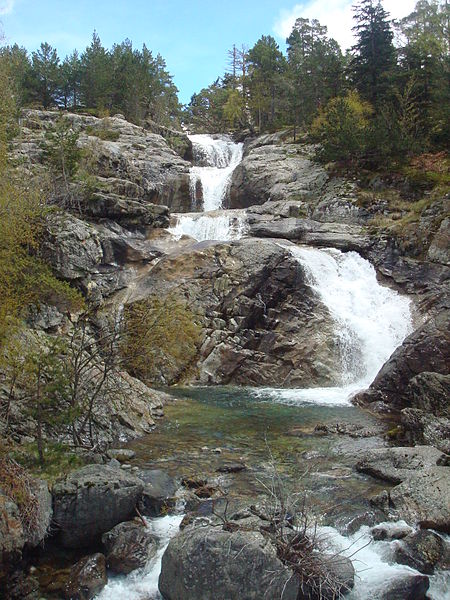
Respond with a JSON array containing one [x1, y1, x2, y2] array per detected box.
[[127, 387, 389, 513]]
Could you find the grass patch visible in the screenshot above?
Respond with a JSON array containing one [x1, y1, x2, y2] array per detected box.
[[85, 124, 120, 141], [11, 441, 85, 482]]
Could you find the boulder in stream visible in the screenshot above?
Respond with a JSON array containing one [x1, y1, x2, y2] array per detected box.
[[102, 520, 158, 574], [52, 464, 144, 548], [64, 553, 107, 600]]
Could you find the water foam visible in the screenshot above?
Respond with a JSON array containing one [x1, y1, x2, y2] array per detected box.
[[168, 210, 247, 242], [320, 523, 449, 600]]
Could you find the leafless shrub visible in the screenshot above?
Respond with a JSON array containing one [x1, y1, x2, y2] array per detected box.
[[0, 457, 40, 539]]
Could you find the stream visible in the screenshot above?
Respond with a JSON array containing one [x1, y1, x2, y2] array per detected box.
[[97, 135, 448, 599]]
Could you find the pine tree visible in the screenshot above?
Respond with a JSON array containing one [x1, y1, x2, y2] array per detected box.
[[80, 31, 112, 111], [287, 18, 345, 129], [31, 42, 60, 108], [247, 36, 287, 130], [350, 0, 396, 105]]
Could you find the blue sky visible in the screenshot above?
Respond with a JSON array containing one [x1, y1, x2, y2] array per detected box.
[[0, 0, 416, 104]]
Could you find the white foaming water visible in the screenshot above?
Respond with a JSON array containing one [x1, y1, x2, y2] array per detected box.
[[320, 524, 449, 600], [168, 210, 247, 242], [95, 514, 183, 600], [256, 246, 412, 406], [189, 134, 243, 212]]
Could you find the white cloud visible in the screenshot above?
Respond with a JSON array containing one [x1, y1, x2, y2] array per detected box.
[[0, 0, 15, 16], [274, 0, 417, 50]]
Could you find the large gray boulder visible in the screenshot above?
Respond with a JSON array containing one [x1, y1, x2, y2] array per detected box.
[[52, 464, 144, 548], [229, 143, 328, 209], [356, 446, 444, 484], [41, 213, 103, 281], [388, 466, 450, 532], [379, 574, 429, 600], [14, 109, 192, 212], [159, 526, 300, 600], [138, 469, 178, 516]]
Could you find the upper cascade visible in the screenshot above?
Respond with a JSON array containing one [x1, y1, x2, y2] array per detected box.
[[188, 134, 243, 212]]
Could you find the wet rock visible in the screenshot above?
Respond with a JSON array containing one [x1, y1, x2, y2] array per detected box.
[[216, 462, 247, 473], [388, 466, 450, 532], [52, 464, 144, 548], [138, 469, 178, 516], [181, 476, 207, 490], [394, 529, 445, 574], [380, 575, 430, 600], [248, 217, 370, 253], [106, 448, 136, 463], [64, 553, 107, 600], [102, 520, 158, 574], [159, 526, 300, 600], [379, 574, 429, 600], [356, 446, 444, 484], [401, 408, 450, 454], [354, 310, 450, 411], [371, 522, 414, 541]]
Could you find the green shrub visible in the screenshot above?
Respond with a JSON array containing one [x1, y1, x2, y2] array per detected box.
[[310, 92, 373, 163], [85, 124, 120, 141], [121, 294, 201, 385]]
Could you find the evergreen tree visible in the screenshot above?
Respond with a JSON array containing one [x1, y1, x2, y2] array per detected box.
[[397, 0, 450, 145], [287, 18, 345, 129], [31, 42, 60, 108], [247, 35, 287, 130], [350, 0, 396, 105], [60, 51, 82, 109], [80, 31, 112, 111]]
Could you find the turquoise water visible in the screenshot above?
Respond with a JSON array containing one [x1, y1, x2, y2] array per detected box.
[[128, 386, 389, 511]]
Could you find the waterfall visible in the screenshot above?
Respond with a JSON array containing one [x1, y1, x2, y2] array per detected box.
[[256, 246, 412, 406], [188, 134, 243, 212], [168, 210, 247, 242]]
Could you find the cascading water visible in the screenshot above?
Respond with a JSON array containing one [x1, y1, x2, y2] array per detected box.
[[189, 134, 243, 212], [96, 514, 184, 600], [256, 246, 412, 406], [168, 210, 247, 242]]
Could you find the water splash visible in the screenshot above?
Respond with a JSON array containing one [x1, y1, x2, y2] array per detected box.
[[189, 134, 243, 211], [95, 514, 184, 600], [320, 523, 449, 600], [255, 246, 412, 406], [168, 210, 247, 242]]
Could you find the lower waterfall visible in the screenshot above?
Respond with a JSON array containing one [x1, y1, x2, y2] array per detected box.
[[255, 245, 412, 406]]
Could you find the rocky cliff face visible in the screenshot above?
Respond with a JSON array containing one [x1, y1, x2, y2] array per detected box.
[[14, 109, 192, 213], [127, 238, 341, 387]]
